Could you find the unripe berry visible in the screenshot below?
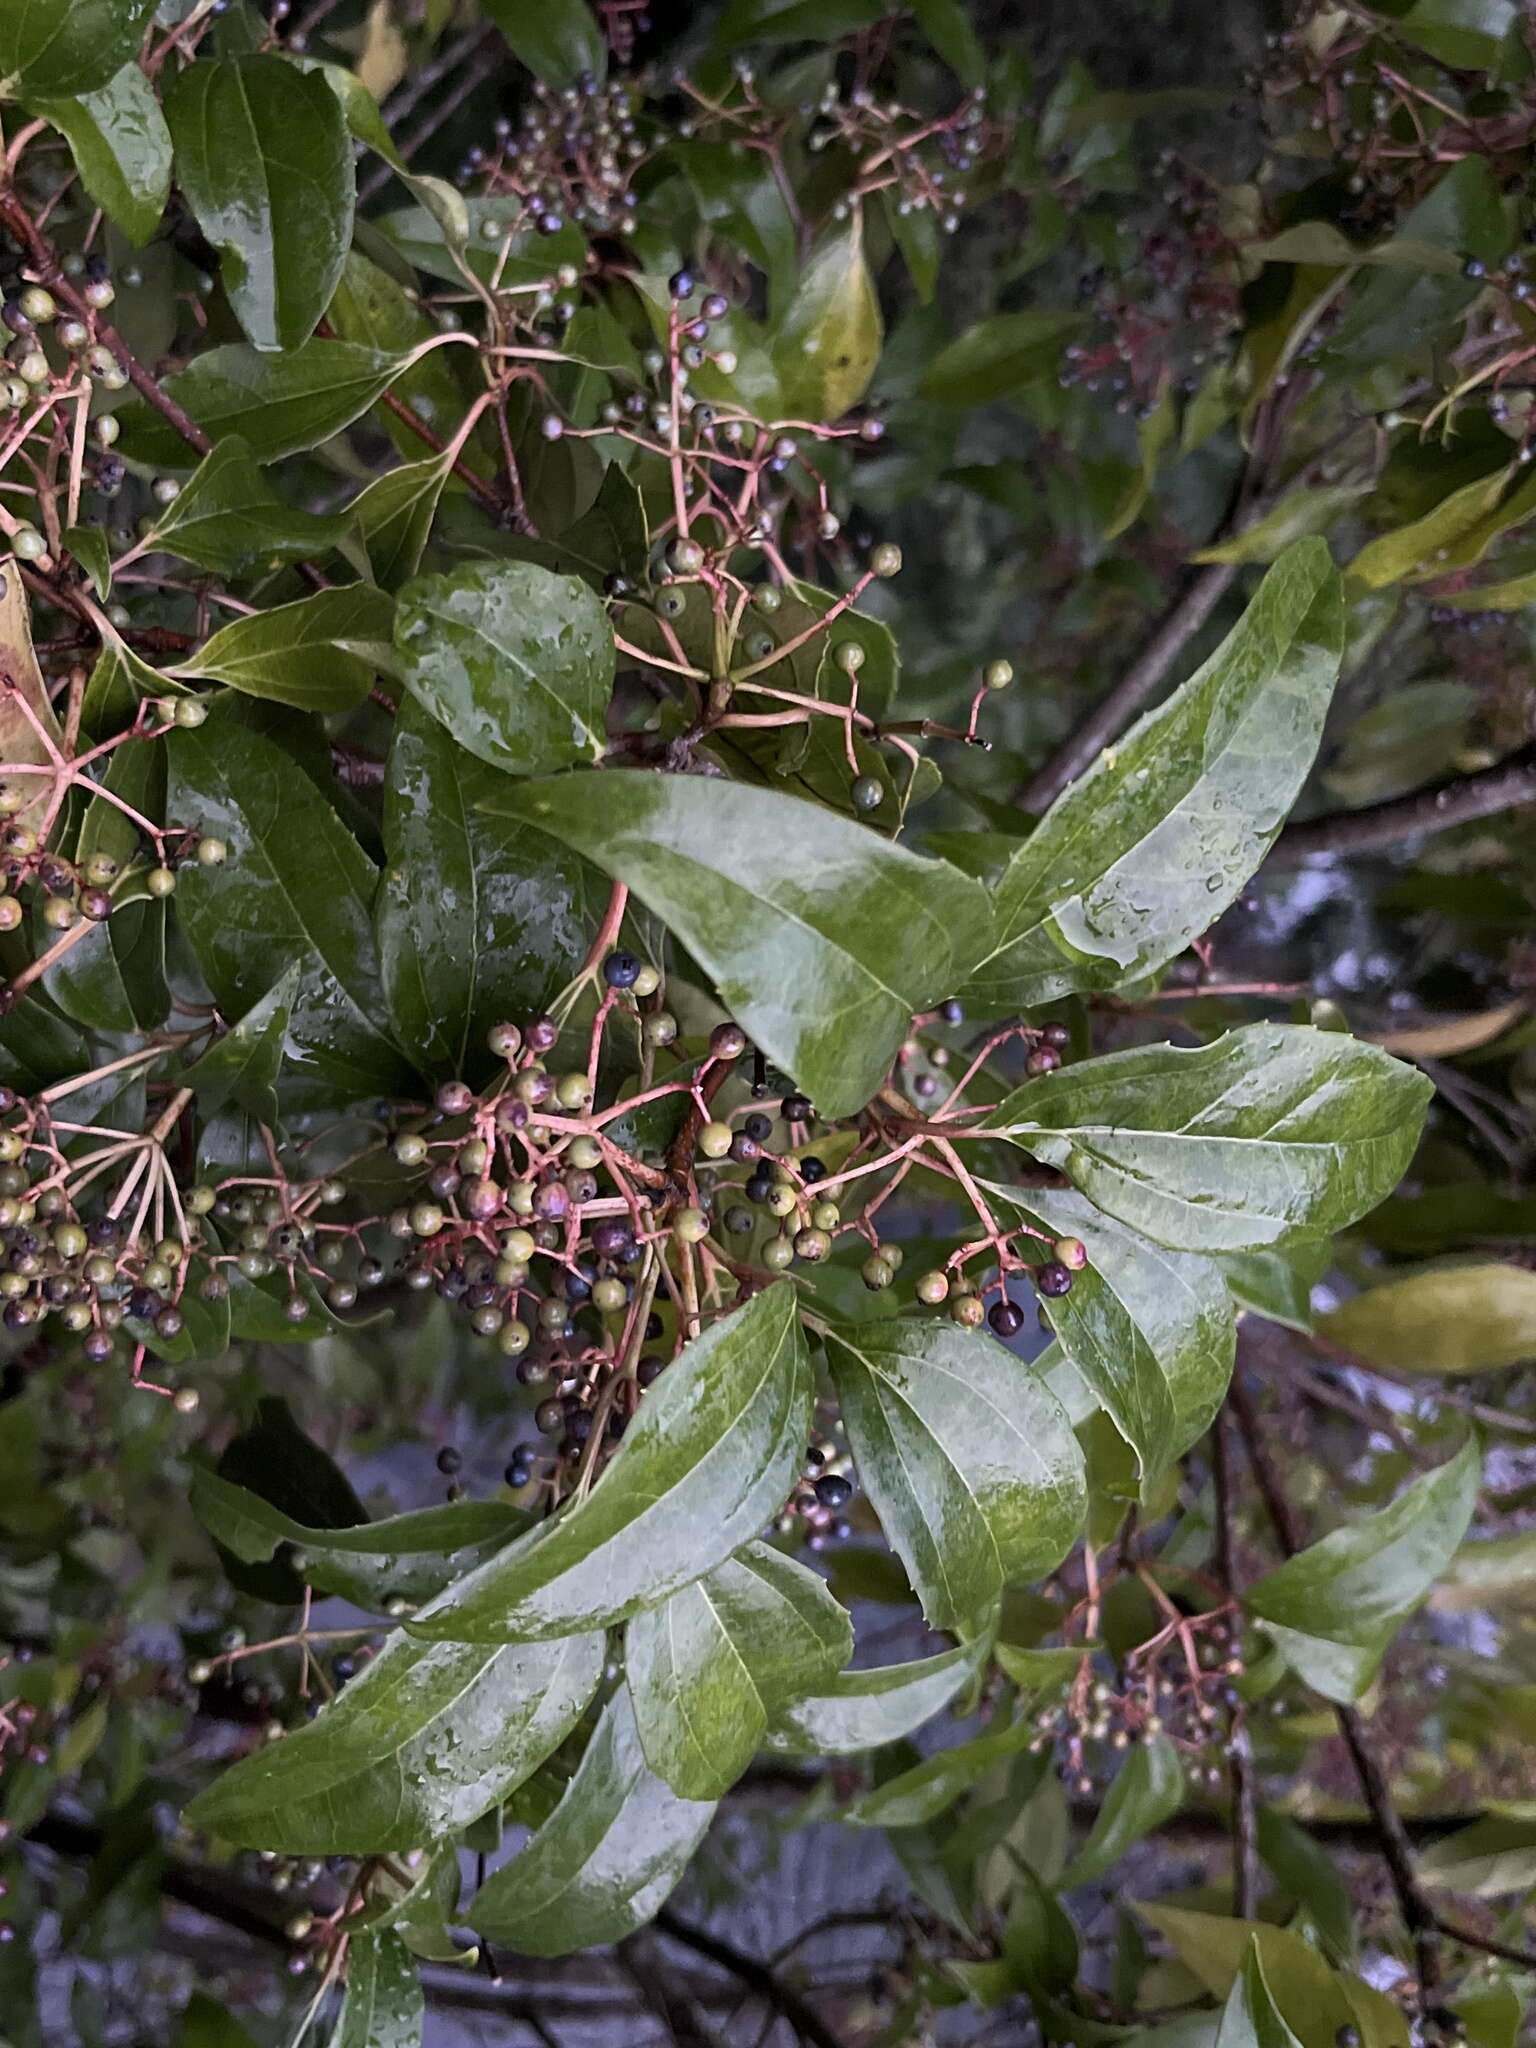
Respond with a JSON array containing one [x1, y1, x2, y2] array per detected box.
[[871, 542, 902, 577], [698, 1120, 732, 1159], [916, 1269, 949, 1305]]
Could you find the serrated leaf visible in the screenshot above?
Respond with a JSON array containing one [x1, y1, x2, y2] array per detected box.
[[825, 1320, 1086, 1636], [1319, 1264, 1536, 1375], [394, 559, 613, 775], [484, 771, 993, 1119], [763, 1644, 980, 1756], [175, 585, 393, 712], [955, 541, 1343, 1010], [190, 1467, 528, 1610], [773, 213, 882, 419], [1243, 1440, 1480, 1701], [986, 1181, 1234, 1487], [1062, 1732, 1183, 1885], [166, 54, 354, 352], [376, 696, 609, 1075], [186, 1625, 603, 1854], [626, 1542, 852, 1799], [0, 0, 156, 98], [166, 713, 408, 1107], [469, 1684, 715, 1955], [408, 1284, 809, 1643], [29, 62, 170, 243], [325, 1930, 422, 2048], [1217, 1942, 1306, 2048], [141, 436, 348, 573], [986, 1023, 1433, 1253], [115, 340, 429, 466]]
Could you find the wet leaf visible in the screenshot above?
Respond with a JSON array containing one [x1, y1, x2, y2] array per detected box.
[[408, 1285, 809, 1642], [763, 1645, 980, 1756], [1243, 1440, 1480, 1701], [826, 1319, 1086, 1636], [176, 585, 394, 712], [469, 1684, 715, 1954], [849, 1714, 1039, 1829], [482, 0, 607, 85], [0, 0, 156, 98], [186, 1625, 603, 1854], [1062, 1733, 1183, 1886], [627, 1542, 852, 1798], [485, 771, 993, 1118], [325, 1930, 421, 2048], [180, 963, 301, 1127], [29, 62, 170, 243], [986, 1023, 1433, 1253], [394, 559, 613, 775], [142, 436, 348, 573]]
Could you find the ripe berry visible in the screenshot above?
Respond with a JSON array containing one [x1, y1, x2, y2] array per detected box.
[[988, 1298, 1024, 1337], [603, 951, 640, 989], [1037, 1261, 1073, 1298], [1026, 1046, 1061, 1076], [436, 1447, 462, 1475], [1041, 1022, 1071, 1049], [815, 1473, 853, 1509], [710, 1021, 747, 1058], [669, 268, 695, 299]]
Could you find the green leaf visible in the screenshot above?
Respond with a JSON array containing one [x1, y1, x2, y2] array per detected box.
[[921, 311, 1084, 405], [325, 1930, 422, 2048], [1256, 1808, 1354, 1960], [986, 1023, 1434, 1253], [848, 1713, 1039, 1829], [61, 525, 111, 598], [1216, 1942, 1306, 2048], [141, 436, 348, 573], [190, 1468, 528, 1610], [626, 1542, 852, 1799], [955, 541, 1344, 1010], [180, 962, 300, 1127], [909, 0, 985, 81], [482, 0, 606, 84], [353, 449, 455, 593], [29, 63, 170, 243], [1000, 1861, 1079, 1997], [115, 340, 430, 466], [166, 714, 408, 1106], [376, 696, 608, 1074], [763, 1644, 980, 1756], [485, 772, 993, 1119], [0, 555, 64, 831], [987, 1181, 1234, 1487], [1192, 484, 1373, 567], [176, 585, 393, 712], [186, 1625, 603, 1853], [394, 559, 612, 776], [1062, 1732, 1183, 1886], [1219, 1239, 1331, 1333], [825, 1319, 1086, 1636], [165, 55, 354, 353], [47, 724, 167, 1034], [1418, 1814, 1536, 1897], [773, 214, 882, 420], [0, 0, 156, 98], [408, 1284, 809, 1643], [469, 1684, 715, 1955], [1319, 1264, 1536, 1375], [1396, 0, 1519, 70], [1243, 1440, 1480, 1702]]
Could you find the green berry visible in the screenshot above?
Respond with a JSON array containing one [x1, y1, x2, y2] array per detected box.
[[793, 1226, 830, 1263], [916, 1269, 950, 1305], [673, 1205, 710, 1244], [862, 1255, 895, 1291], [871, 542, 902, 578], [698, 1120, 733, 1159]]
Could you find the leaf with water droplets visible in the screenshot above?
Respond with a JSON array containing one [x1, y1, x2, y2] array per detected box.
[[946, 540, 1343, 1010], [394, 558, 613, 776], [325, 1929, 422, 2048], [469, 1684, 715, 1954], [986, 1024, 1433, 1253], [185, 1624, 603, 1854], [764, 1643, 981, 1756]]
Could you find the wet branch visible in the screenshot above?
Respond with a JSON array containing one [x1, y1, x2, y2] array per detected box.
[[1272, 743, 1536, 863]]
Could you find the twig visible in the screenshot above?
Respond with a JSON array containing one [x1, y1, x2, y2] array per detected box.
[[1272, 744, 1536, 863], [654, 1908, 849, 2048]]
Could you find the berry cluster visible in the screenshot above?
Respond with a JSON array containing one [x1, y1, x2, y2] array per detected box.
[[466, 75, 648, 236]]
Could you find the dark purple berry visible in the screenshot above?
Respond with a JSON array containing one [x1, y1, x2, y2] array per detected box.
[[1037, 1261, 1073, 1298], [988, 1299, 1025, 1338]]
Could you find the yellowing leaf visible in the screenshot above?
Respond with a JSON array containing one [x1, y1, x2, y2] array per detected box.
[[774, 213, 882, 420], [1321, 1263, 1536, 1374]]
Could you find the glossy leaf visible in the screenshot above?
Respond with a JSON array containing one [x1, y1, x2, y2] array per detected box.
[[482, 0, 606, 84], [1062, 1732, 1183, 1885], [626, 1542, 852, 1799], [166, 55, 354, 352], [29, 63, 170, 243], [1137, 1906, 1409, 2048], [826, 1320, 1086, 1636], [353, 450, 455, 593], [326, 1930, 422, 2048], [408, 1284, 808, 1642], [0, 556, 65, 830], [849, 1714, 1038, 1829], [1256, 1808, 1354, 1960], [1319, 1264, 1536, 1375], [471, 1685, 714, 1954], [190, 1468, 528, 1610], [116, 340, 429, 466], [486, 772, 993, 1119], [142, 436, 348, 573], [987, 1024, 1434, 1253], [376, 696, 608, 1074], [987, 1181, 1234, 1486], [0, 0, 156, 98], [185, 1626, 603, 1853], [394, 559, 612, 775], [1244, 1440, 1480, 1701], [1216, 1943, 1306, 2048], [764, 1645, 980, 1756], [773, 214, 882, 420], [954, 541, 1343, 1009], [176, 585, 394, 712], [166, 715, 407, 1106], [179, 963, 300, 1128], [1219, 1239, 1331, 1333]]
